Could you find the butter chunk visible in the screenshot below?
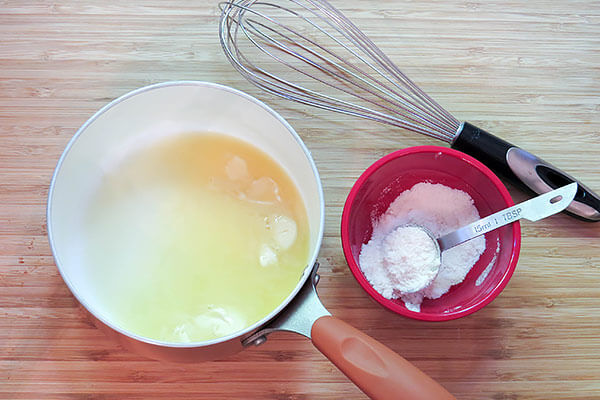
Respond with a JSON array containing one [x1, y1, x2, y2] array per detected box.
[[271, 215, 297, 250]]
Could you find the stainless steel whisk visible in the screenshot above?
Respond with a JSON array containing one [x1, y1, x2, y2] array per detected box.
[[219, 0, 600, 222]]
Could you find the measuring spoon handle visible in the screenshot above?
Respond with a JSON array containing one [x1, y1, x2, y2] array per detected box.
[[437, 182, 577, 252]]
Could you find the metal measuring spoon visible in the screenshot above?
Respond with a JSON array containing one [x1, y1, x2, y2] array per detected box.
[[393, 182, 578, 293]]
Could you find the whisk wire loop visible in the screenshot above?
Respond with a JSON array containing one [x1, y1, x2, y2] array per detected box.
[[219, 0, 461, 142], [243, 16, 453, 136]]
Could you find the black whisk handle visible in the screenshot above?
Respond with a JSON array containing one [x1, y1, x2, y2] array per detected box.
[[452, 122, 600, 222]]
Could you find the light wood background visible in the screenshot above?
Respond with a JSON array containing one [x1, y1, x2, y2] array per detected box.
[[1, 1, 599, 399]]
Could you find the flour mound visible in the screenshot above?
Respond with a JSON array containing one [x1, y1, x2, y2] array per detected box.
[[358, 182, 486, 312]]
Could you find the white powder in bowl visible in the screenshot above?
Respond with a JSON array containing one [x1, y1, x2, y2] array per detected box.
[[358, 182, 486, 312]]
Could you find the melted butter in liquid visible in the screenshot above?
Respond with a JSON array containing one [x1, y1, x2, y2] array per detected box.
[[83, 133, 310, 343]]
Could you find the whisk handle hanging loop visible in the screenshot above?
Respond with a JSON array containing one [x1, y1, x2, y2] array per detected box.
[[452, 122, 600, 222]]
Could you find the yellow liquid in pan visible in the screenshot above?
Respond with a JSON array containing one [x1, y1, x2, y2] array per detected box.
[[82, 133, 310, 343]]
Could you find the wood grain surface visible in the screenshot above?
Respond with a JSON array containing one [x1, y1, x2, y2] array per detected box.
[[1, 1, 599, 399]]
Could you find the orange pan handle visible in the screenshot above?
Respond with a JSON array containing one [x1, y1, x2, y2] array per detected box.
[[311, 315, 455, 400]]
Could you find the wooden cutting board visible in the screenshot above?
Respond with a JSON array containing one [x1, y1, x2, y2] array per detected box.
[[1, 1, 599, 399]]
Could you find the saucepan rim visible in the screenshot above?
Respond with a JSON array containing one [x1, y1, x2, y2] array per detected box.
[[46, 81, 325, 348]]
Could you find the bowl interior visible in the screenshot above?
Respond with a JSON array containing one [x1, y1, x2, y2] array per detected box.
[[342, 146, 520, 320]]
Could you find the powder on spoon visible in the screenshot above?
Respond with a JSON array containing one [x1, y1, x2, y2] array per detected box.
[[358, 182, 486, 312], [380, 226, 440, 293]]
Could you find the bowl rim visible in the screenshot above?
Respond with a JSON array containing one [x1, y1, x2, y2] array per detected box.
[[340, 145, 521, 321]]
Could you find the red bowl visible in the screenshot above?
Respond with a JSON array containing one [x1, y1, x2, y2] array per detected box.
[[341, 146, 521, 321]]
